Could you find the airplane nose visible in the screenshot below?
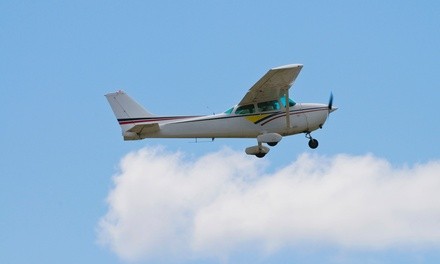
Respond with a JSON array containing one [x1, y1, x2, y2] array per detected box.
[[330, 107, 338, 113]]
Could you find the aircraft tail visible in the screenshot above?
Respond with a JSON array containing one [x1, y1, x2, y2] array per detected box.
[[105, 90, 156, 140], [105, 90, 154, 119]]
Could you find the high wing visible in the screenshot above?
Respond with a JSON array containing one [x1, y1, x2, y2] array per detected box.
[[238, 64, 303, 105]]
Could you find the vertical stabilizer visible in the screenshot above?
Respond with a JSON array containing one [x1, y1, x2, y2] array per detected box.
[[105, 90, 154, 119]]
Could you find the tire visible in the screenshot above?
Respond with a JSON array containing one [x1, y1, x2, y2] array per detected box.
[[308, 139, 319, 149]]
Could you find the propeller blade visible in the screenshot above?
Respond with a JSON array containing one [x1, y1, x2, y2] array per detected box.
[[328, 92, 333, 110]]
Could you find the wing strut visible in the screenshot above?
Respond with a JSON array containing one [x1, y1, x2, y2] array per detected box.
[[285, 89, 291, 132]]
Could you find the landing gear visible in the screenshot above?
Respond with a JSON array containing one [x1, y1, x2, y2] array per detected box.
[[255, 153, 266, 158], [245, 144, 270, 158], [308, 138, 319, 149], [305, 132, 319, 149], [245, 133, 282, 158]]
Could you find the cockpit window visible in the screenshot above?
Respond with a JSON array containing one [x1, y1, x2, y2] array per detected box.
[[235, 104, 255, 115], [224, 107, 234, 114], [257, 100, 280, 112], [280, 96, 296, 107]]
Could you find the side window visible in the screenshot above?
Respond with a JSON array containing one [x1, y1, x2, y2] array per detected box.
[[235, 104, 255, 115], [257, 100, 280, 112]]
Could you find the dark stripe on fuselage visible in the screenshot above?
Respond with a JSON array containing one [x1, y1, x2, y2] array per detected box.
[[118, 116, 199, 125], [260, 107, 328, 126], [117, 107, 328, 126], [171, 107, 328, 126]]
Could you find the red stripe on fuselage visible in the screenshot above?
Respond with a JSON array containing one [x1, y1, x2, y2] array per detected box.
[[118, 116, 199, 125]]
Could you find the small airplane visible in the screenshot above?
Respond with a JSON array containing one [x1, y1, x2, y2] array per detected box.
[[105, 64, 337, 158]]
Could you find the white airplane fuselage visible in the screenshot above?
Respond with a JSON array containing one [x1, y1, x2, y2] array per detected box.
[[119, 103, 330, 140]]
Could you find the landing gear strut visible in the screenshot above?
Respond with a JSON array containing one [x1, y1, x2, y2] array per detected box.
[[305, 132, 319, 149]]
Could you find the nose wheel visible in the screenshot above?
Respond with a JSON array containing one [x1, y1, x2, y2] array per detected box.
[[305, 133, 319, 149]]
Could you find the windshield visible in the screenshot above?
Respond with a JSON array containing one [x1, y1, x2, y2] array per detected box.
[[224, 107, 234, 114], [280, 96, 296, 107]]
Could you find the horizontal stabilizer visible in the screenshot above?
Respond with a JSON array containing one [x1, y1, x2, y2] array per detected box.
[[127, 123, 160, 134], [123, 123, 160, 140]]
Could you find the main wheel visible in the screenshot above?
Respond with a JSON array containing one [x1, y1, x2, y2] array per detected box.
[[268, 142, 278, 147], [308, 138, 319, 149], [255, 153, 266, 158]]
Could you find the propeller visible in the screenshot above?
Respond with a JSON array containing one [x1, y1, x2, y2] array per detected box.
[[328, 92, 337, 112], [328, 92, 333, 110]]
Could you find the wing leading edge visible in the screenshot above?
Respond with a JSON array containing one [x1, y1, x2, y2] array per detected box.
[[238, 64, 303, 106]]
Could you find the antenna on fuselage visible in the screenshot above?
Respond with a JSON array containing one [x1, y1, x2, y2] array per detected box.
[[206, 106, 215, 115]]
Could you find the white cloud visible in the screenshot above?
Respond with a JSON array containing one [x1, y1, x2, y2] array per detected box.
[[97, 147, 440, 261]]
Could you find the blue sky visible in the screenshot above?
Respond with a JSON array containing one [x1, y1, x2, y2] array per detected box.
[[1, 1, 439, 264]]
